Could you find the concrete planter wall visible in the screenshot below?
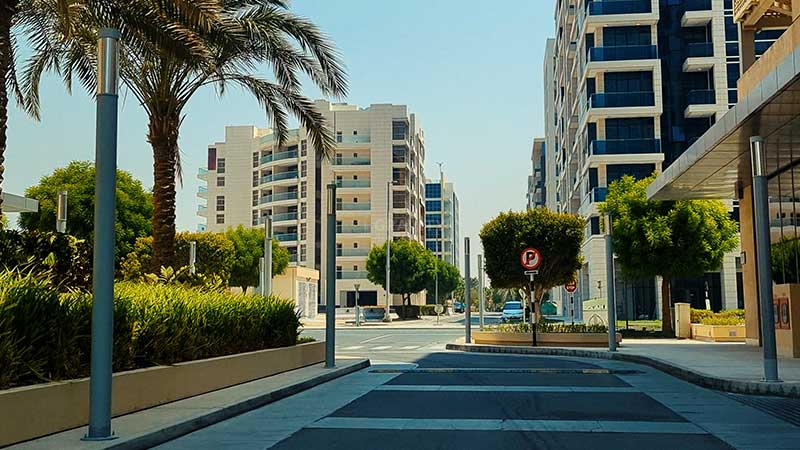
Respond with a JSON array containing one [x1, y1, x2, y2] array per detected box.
[[690, 323, 746, 342], [0, 341, 324, 447], [472, 331, 621, 347]]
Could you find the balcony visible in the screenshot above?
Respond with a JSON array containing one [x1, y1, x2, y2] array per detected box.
[[336, 270, 367, 280], [684, 89, 717, 118], [258, 129, 299, 145], [336, 179, 371, 188], [682, 1, 714, 26], [197, 167, 208, 180], [588, 187, 608, 204], [590, 139, 661, 155], [260, 191, 299, 204], [337, 202, 370, 211], [588, 45, 657, 62], [589, 92, 655, 108], [275, 232, 298, 242], [260, 149, 298, 165], [197, 204, 207, 213], [336, 135, 371, 144], [337, 225, 371, 234], [686, 42, 713, 58], [197, 185, 207, 199], [588, 0, 650, 15], [337, 248, 370, 257], [272, 211, 298, 222], [334, 156, 370, 166], [261, 170, 299, 184]]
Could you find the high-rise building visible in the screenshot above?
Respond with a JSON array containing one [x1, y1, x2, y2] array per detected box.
[[527, 138, 546, 209], [425, 179, 460, 270], [197, 100, 428, 307], [546, 0, 783, 322]]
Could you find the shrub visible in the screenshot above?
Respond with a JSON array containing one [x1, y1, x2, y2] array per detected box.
[[0, 230, 92, 291], [690, 308, 714, 324], [420, 305, 440, 316], [691, 308, 745, 325], [120, 232, 235, 282], [0, 270, 301, 389]]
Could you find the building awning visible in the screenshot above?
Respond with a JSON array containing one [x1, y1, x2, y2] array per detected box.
[[647, 45, 800, 200], [1, 192, 39, 213]]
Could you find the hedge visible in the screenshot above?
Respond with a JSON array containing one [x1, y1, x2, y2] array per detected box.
[[0, 270, 300, 389], [690, 308, 745, 325], [0, 230, 92, 291], [489, 322, 608, 333]]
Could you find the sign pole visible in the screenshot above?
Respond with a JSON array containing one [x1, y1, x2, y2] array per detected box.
[[527, 271, 538, 346]]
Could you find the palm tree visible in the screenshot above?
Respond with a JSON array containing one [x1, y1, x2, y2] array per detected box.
[[1, 0, 225, 222], [27, 0, 347, 268]]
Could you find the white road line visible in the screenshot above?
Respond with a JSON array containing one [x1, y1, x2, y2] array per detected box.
[[307, 418, 707, 434], [371, 345, 392, 350], [374, 385, 639, 393], [341, 346, 364, 350], [399, 346, 420, 350], [359, 334, 391, 344]]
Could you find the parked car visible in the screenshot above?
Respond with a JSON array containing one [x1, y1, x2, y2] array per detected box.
[[501, 301, 524, 323], [453, 301, 465, 313]]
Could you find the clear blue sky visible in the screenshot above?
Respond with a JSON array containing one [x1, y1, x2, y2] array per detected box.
[[5, 0, 555, 274]]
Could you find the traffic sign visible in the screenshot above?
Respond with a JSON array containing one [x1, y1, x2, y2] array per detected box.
[[520, 247, 542, 270], [565, 281, 577, 293]]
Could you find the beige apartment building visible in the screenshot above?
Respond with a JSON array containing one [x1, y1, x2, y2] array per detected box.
[[197, 100, 427, 307]]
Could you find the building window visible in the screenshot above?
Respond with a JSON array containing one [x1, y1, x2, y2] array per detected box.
[[301, 181, 307, 198], [426, 200, 441, 212], [426, 214, 442, 225], [252, 191, 259, 206], [253, 152, 259, 168], [252, 211, 259, 226], [253, 173, 259, 187], [425, 183, 441, 199], [336, 131, 342, 143], [217, 176, 225, 187], [392, 121, 408, 140], [301, 202, 307, 219], [216, 214, 224, 224], [216, 158, 226, 173], [301, 160, 307, 177], [301, 223, 307, 240], [301, 139, 308, 156], [300, 244, 306, 261], [216, 195, 225, 211], [392, 145, 407, 162]]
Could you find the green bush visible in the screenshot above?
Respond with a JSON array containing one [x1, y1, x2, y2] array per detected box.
[[690, 308, 714, 324], [0, 230, 92, 291], [420, 305, 441, 316], [691, 308, 744, 324], [0, 270, 300, 389], [488, 322, 608, 333], [700, 316, 744, 326], [120, 232, 235, 282]]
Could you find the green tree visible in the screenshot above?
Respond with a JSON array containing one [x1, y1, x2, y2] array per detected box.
[[28, 1, 347, 270], [366, 239, 436, 306], [424, 258, 462, 303], [225, 225, 289, 292], [453, 276, 478, 303], [480, 208, 584, 320], [19, 161, 152, 260], [120, 231, 235, 282], [600, 174, 739, 334]]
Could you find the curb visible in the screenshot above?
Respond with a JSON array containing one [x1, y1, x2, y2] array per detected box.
[[103, 359, 370, 450], [446, 343, 800, 398]]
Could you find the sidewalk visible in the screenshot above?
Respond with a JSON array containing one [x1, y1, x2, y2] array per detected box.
[[447, 338, 800, 397]]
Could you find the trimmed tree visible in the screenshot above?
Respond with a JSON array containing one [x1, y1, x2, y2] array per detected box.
[[600, 174, 739, 335], [366, 239, 436, 306], [19, 161, 152, 261], [480, 208, 584, 320], [225, 225, 289, 292], [424, 258, 462, 303]]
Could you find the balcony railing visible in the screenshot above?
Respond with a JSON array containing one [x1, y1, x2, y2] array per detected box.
[[261, 171, 299, 183], [260, 191, 299, 204], [687, 89, 715, 105], [588, 0, 650, 15], [275, 232, 298, 242], [272, 212, 298, 222], [686, 42, 713, 58], [258, 129, 299, 145], [197, 205, 207, 212], [336, 179, 371, 188], [337, 225, 371, 233], [197, 168, 208, 177], [590, 139, 661, 155], [336, 270, 367, 280], [337, 248, 370, 257], [337, 202, 370, 211], [334, 156, 370, 166], [588, 45, 657, 62], [589, 91, 655, 108], [586, 187, 608, 204], [260, 149, 298, 164], [771, 218, 800, 227], [685, 0, 712, 11], [336, 135, 371, 144]]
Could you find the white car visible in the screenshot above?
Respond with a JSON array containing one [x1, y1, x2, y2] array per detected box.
[[501, 301, 524, 323]]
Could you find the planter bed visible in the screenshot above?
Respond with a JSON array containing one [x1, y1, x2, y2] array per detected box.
[[0, 341, 324, 447], [690, 323, 746, 342], [473, 331, 622, 347]]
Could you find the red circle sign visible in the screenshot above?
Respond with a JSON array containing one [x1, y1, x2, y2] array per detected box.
[[520, 247, 542, 270], [565, 281, 577, 293]]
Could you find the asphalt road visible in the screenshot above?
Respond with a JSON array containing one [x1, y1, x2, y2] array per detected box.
[[157, 327, 800, 450]]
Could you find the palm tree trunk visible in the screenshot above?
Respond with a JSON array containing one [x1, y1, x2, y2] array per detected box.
[[147, 111, 180, 271], [0, 2, 16, 224], [661, 276, 674, 335]]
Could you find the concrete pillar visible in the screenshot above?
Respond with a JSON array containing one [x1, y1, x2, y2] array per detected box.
[[740, 185, 762, 346], [655, 276, 663, 320], [721, 251, 740, 310], [739, 25, 756, 74]]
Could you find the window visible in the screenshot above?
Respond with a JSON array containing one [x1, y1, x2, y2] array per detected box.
[[606, 164, 656, 183], [252, 191, 258, 206], [393, 191, 408, 209], [216, 158, 226, 173], [216, 214, 224, 224], [426, 200, 442, 212], [604, 71, 653, 93], [392, 145, 407, 163], [300, 244, 306, 261], [252, 211, 259, 226], [353, 265, 358, 271], [301, 139, 308, 157], [301, 223, 307, 240], [602, 26, 650, 47], [217, 176, 225, 187], [392, 121, 408, 140], [353, 242, 359, 248], [426, 228, 442, 239], [605, 118, 654, 140], [425, 183, 441, 199], [216, 195, 225, 211], [301, 181, 307, 198], [253, 173, 259, 187], [426, 214, 442, 225], [301, 202, 307, 219], [301, 161, 307, 177], [336, 131, 342, 143]]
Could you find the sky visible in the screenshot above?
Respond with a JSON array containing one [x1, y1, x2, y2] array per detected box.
[[4, 0, 556, 275]]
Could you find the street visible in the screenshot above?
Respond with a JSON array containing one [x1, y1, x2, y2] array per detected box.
[[154, 325, 800, 450]]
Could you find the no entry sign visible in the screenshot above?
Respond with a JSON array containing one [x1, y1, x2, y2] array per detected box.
[[565, 281, 577, 293], [520, 247, 542, 270]]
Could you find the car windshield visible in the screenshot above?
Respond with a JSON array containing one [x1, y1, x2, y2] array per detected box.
[[504, 302, 522, 311]]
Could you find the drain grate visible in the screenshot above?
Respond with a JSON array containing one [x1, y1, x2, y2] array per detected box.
[[370, 368, 642, 375], [726, 393, 800, 427]]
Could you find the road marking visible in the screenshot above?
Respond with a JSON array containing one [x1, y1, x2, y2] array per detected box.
[[371, 346, 392, 350], [307, 418, 707, 434], [399, 346, 420, 350], [341, 346, 364, 350], [360, 334, 391, 344], [374, 385, 639, 393]]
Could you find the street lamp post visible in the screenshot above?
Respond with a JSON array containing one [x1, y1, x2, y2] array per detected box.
[[84, 28, 120, 442], [385, 181, 392, 322], [263, 215, 272, 297], [189, 241, 197, 274], [354, 283, 361, 327], [325, 184, 336, 368], [464, 237, 472, 343], [56, 190, 68, 233], [605, 214, 617, 352], [478, 254, 485, 330]]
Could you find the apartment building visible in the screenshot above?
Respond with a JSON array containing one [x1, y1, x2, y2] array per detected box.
[[197, 100, 428, 307], [527, 138, 546, 209], [545, 0, 786, 321], [424, 179, 460, 270]]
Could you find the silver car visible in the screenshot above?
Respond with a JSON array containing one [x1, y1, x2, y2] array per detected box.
[[501, 301, 524, 323]]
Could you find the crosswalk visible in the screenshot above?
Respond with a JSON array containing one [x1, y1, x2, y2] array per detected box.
[[340, 344, 443, 352]]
